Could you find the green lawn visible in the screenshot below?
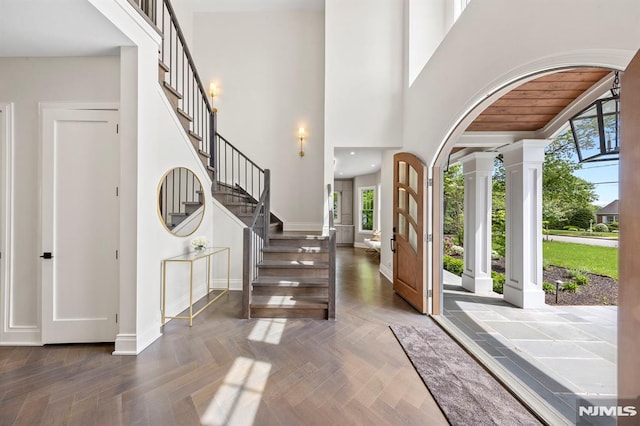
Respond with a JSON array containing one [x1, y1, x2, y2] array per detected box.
[[543, 241, 618, 279], [545, 229, 618, 239]]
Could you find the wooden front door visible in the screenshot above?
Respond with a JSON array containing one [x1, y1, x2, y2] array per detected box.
[[392, 153, 427, 313]]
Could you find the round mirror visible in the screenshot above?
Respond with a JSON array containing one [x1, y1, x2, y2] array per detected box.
[[158, 167, 205, 236]]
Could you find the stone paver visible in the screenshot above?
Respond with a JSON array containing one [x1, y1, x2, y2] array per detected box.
[[442, 277, 617, 423]]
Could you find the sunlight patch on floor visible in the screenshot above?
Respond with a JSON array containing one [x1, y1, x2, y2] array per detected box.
[[201, 357, 272, 426], [248, 318, 287, 345]]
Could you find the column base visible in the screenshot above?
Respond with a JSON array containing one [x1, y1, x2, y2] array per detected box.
[[503, 284, 546, 309], [462, 273, 494, 294]]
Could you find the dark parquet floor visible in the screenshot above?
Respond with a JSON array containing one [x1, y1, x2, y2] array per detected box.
[[0, 248, 447, 426]]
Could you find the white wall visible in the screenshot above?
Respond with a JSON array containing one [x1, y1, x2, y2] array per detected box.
[[325, 0, 404, 149], [192, 11, 325, 231], [0, 56, 120, 345], [379, 149, 399, 282], [406, 0, 451, 86], [352, 172, 381, 246], [404, 0, 640, 169]]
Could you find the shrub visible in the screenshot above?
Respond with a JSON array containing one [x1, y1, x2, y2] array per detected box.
[[451, 245, 464, 256], [563, 282, 578, 293], [443, 236, 454, 256], [569, 207, 596, 230], [568, 268, 588, 279], [492, 271, 505, 294], [443, 255, 464, 276], [574, 274, 589, 285], [594, 223, 609, 233], [542, 282, 556, 294], [608, 222, 619, 231], [564, 226, 580, 231]]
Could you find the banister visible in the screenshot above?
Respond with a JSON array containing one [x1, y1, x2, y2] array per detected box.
[[160, 0, 214, 115], [217, 134, 265, 173]]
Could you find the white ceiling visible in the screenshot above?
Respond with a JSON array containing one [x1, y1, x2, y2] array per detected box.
[[187, 0, 325, 12], [334, 148, 384, 179], [0, 0, 132, 57]]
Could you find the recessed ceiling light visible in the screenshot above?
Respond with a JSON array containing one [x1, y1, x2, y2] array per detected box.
[[371, 164, 375, 167], [339, 172, 343, 175], [350, 151, 355, 155]]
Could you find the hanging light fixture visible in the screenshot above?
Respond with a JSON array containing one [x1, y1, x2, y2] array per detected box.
[[569, 71, 620, 163]]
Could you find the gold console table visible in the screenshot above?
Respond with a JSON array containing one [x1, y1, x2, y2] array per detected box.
[[162, 247, 230, 326]]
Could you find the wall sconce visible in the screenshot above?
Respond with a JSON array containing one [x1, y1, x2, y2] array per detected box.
[[208, 82, 217, 106], [298, 127, 306, 157]]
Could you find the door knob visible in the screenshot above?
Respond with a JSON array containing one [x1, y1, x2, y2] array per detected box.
[[40, 252, 54, 259]]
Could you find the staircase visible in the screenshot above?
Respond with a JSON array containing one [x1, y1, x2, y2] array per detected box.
[[251, 234, 333, 319], [134, 0, 336, 320]]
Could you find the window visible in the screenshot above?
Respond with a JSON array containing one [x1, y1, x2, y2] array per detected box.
[[333, 191, 342, 224], [359, 187, 375, 232]]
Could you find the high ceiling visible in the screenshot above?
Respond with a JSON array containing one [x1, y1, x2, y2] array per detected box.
[[468, 68, 611, 132], [0, 0, 131, 57]]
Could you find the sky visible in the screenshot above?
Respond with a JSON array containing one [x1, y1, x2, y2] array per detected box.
[[573, 161, 618, 208]]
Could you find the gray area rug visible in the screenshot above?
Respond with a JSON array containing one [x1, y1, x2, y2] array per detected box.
[[390, 324, 541, 426]]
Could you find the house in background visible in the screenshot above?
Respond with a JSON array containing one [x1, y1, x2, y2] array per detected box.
[[1, 0, 640, 415], [597, 199, 619, 224]]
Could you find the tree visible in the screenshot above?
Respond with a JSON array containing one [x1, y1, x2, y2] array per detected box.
[[443, 165, 464, 245], [542, 130, 597, 228]]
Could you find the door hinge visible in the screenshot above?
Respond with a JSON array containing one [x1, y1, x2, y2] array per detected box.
[[115, 250, 119, 260], [427, 234, 433, 242], [428, 289, 433, 298], [116, 313, 118, 324], [116, 186, 119, 197], [116, 124, 119, 134], [427, 178, 433, 187]]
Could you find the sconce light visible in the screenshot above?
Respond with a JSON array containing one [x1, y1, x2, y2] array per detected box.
[[298, 127, 306, 157], [208, 82, 217, 106]]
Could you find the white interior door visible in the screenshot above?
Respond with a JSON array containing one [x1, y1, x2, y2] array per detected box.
[[41, 108, 119, 344]]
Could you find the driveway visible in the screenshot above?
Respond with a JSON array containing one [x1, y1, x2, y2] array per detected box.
[[545, 234, 618, 247]]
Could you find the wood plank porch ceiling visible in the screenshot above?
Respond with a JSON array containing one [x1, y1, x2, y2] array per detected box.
[[467, 68, 611, 132]]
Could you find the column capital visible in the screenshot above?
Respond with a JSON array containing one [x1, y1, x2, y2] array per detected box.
[[499, 139, 551, 166], [458, 151, 498, 173]]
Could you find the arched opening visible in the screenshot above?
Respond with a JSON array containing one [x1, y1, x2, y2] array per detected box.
[[429, 64, 623, 422]]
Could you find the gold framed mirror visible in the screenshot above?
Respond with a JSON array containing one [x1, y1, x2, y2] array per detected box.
[[157, 167, 205, 236]]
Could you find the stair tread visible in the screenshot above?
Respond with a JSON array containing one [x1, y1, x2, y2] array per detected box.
[[250, 296, 328, 309], [223, 201, 258, 207], [158, 60, 170, 72], [162, 81, 183, 99], [262, 246, 328, 253], [177, 108, 193, 121], [188, 130, 203, 141], [269, 234, 328, 241], [198, 149, 211, 158], [258, 260, 329, 268], [253, 276, 329, 285]]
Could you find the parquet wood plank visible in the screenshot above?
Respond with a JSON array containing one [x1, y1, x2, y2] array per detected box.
[[0, 248, 448, 425]]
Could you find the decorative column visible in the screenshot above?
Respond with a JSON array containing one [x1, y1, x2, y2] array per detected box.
[[459, 152, 497, 294], [499, 140, 550, 308]]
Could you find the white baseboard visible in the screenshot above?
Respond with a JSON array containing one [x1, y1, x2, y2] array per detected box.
[[0, 326, 41, 346], [113, 333, 138, 355], [354, 242, 367, 249], [212, 278, 242, 291], [136, 326, 163, 355], [380, 263, 393, 282]]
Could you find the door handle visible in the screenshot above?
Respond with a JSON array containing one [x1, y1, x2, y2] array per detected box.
[[40, 252, 54, 259], [390, 235, 397, 253]]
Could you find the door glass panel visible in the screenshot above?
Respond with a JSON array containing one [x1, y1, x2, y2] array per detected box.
[[409, 166, 419, 193], [409, 223, 418, 252], [398, 214, 407, 238], [409, 195, 418, 223], [399, 161, 407, 184], [398, 188, 406, 210]]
